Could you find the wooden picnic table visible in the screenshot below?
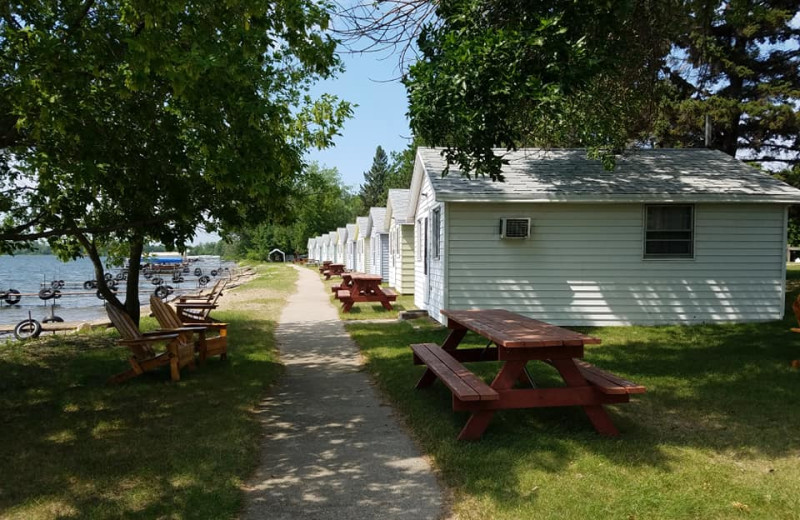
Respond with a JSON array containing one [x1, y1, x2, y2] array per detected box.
[[318, 260, 332, 274], [323, 263, 345, 280], [331, 272, 354, 294], [336, 273, 397, 313], [412, 309, 645, 440]]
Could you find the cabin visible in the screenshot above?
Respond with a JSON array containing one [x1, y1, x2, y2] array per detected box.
[[356, 216, 371, 273], [318, 233, 329, 262], [409, 147, 800, 326], [386, 189, 415, 294], [345, 223, 358, 271], [368, 207, 389, 281], [307, 237, 316, 262], [328, 230, 339, 263], [335, 227, 347, 265]]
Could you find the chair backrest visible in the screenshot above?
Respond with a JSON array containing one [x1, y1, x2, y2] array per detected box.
[[793, 294, 800, 326], [149, 295, 183, 329], [105, 303, 154, 359]]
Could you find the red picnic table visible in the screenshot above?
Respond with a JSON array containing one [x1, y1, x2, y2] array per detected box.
[[323, 263, 345, 280], [331, 272, 354, 294], [336, 273, 397, 313], [412, 309, 645, 440], [318, 260, 332, 274]]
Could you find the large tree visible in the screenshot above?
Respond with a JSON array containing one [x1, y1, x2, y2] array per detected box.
[[0, 0, 351, 322], [358, 145, 392, 207], [654, 1, 799, 167]]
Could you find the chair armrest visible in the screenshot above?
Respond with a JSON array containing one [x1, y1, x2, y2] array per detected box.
[[175, 303, 217, 309], [157, 326, 209, 333], [117, 332, 178, 345], [182, 322, 227, 329]]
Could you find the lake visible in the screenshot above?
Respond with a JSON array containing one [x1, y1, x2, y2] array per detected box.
[[0, 255, 234, 326]]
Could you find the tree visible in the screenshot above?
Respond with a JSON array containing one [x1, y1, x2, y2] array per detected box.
[[386, 142, 417, 192], [359, 146, 392, 207], [0, 1, 351, 323], [230, 163, 361, 258], [402, 0, 676, 178], [654, 1, 799, 167]]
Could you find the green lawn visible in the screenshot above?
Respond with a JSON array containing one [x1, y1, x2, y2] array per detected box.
[[0, 264, 296, 520], [316, 269, 417, 320], [345, 267, 800, 519]]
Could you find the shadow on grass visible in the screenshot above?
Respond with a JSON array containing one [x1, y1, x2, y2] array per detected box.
[[345, 293, 800, 510], [0, 312, 282, 519]]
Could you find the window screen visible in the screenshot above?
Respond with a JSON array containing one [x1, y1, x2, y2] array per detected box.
[[644, 205, 694, 259]]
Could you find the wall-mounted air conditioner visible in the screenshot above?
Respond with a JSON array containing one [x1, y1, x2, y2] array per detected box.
[[499, 218, 531, 239]]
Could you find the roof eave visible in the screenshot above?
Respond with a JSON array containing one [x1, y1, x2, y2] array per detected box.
[[436, 193, 800, 204]]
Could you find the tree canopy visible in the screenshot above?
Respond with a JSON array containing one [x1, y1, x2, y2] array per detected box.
[[0, 0, 351, 321]]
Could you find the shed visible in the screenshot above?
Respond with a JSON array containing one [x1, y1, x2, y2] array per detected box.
[[356, 216, 371, 273], [409, 147, 800, 325], [368, 207, 389, 281], [386, 189, 415, 294], [329, 230, 340, 263], [345, 223, 358, 271]]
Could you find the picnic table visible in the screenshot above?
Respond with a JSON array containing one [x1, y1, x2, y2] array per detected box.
[[323, 263, 345, 280], [336, 273, 397, 313], [318, 260, 332, 274], [331, 272, 354, 294], [412, 309, 645, 440]]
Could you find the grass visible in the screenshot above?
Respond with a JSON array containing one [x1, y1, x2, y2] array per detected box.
[[314, 267, 417, 320], [0, 263, 297, 520], [344, 267, 800, 519]]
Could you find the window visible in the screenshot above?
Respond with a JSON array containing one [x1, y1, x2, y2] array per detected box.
[[417, 219, 423, 260], [432, 207, 441, 260], [644, 204, 694, 259]]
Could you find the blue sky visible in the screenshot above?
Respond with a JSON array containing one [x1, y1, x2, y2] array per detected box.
[[306, 49, 412, 190]]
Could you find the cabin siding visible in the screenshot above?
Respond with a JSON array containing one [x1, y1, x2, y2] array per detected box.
[[413, 173, 447, 321], [389, 223, 415, 293], [433, 202, 787, 326], [370, 232, 389, 281], [357, 237, 370, 273]]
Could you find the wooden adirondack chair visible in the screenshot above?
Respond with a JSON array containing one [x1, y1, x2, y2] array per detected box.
[[178, 279, 226, 303], [150, 295, 228, 362], [106, 303, 196, 383], [175, 286, 225, 324]]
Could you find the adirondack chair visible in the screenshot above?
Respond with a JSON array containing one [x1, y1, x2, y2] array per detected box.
[[150, 295, 228, 362], [175, 286, 225, 324], [105, 303, 196, 383], [178, 279, 226, 303]]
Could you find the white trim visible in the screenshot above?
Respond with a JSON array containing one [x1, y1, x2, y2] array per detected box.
[[436, 193, 800, 204]]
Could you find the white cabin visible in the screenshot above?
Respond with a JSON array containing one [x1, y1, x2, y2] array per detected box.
[[356, 216, 371, 273], [345, 223, 357, 271], [386, 189, 415, 294], [335, 227, 347, 264], [307, 237, 316, 262], [368, 207, 389, 281], [329, 230, 340, 263], [409, 147, 800, 326]]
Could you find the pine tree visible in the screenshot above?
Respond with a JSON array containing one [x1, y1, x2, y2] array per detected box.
[[655, 1, 799, 167], [359, 146, 391, 208]]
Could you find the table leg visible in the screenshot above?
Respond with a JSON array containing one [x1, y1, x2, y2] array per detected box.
[[415, 328, 467, 389], [458, 360, 526, 441], [548, 358, 619, 436]]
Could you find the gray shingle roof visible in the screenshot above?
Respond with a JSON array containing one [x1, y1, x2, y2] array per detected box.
[[417, 147, 800, 203], [388, 189, 411, 221], [356, 216, 370, 237], [368, 207, 387, 234]]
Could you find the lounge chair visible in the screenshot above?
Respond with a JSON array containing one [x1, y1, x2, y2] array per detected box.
[[105, 303, 196, 383], [150, 295, 228, 362]]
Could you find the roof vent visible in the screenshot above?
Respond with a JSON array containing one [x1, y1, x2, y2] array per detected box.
[[500, 218, 531, 239]]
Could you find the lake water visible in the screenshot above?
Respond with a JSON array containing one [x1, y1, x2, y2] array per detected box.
[[0, 255, 234, 326]]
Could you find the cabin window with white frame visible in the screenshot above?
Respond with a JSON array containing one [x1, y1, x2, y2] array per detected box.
[[644, 204, 694, 259], [432, 207, 441, 260]]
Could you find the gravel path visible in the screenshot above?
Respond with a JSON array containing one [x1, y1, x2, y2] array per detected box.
[[242, 265, 443, 519]]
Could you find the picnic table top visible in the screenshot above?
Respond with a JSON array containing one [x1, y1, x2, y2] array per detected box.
[[350, 273, 382, 281], [441, 309, 601, 349]]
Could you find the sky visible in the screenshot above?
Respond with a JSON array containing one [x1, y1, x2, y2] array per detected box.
[[306, 49, 412, 190]]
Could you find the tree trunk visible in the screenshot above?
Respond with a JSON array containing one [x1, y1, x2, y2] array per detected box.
[[125, 236, 144, 325]]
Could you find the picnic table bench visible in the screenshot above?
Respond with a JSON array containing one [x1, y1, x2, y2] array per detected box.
[[331, 272, 354, 294], [336, 274, 397, 312], [323, 263, 345, 280], [412, 309, 645, 440]]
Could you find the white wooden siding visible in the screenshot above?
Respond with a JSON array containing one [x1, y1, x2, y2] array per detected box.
[[436, 202, 787, 326], [357, 237, 370, 273], [413, 173, 447, 321], [370, 231, 389, 281]]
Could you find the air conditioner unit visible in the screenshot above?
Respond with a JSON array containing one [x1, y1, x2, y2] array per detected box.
[[500, 218, 531, 239]]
